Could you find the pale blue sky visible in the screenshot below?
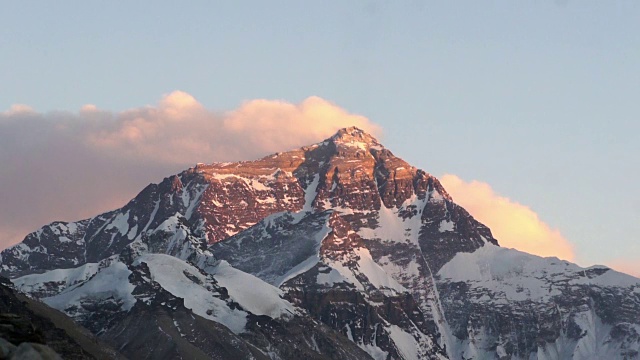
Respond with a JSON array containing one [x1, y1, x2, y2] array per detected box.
[[1, 2, 639, 270]]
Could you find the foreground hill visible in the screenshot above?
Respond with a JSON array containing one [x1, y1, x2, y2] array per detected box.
[[0, 275, 124, 359]]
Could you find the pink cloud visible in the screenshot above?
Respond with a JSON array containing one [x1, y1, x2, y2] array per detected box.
[[86, 91, 381, 164], [440, 174, 576, 261], [2, 104, 35, 115]]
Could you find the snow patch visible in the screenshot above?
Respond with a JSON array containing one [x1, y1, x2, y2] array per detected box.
[[13, 262, 101, 294], [438, 220, 454, 232], [354, 248, 406, 293], [360, 343, 389, 360], [276, 253, 320, 287], [137, 254, 248, 334], [184, 183, 208, 219], [302, 175, 320, 213], [358, 194, 426, 246], [213, 261, 298, 319], [44, 260, 136, 312], [317, 263, 363, 290], [387, 324, 419, 360], [105, 211, 130, 236]]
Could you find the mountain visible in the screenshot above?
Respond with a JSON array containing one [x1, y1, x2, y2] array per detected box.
[[1, 127, 639, 359]]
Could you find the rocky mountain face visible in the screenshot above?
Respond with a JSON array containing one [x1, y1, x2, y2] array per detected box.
[[1, 127, 639, 360]]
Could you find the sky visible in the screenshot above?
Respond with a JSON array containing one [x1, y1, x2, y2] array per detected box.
[[1, 2, 638, 276]]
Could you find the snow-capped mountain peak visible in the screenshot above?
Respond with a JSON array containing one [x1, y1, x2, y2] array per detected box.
[[2, 127, 639, 360], [329, 126, 382, 149]]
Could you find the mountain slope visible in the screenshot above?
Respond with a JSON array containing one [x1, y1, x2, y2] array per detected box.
[[2, 127, 639, 359]]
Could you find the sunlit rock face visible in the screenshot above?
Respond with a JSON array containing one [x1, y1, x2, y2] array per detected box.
[[2, 127, 639, 360]]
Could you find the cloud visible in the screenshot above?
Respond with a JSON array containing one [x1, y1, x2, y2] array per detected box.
[[0, 92, 380, 249], [85, 91, 380, 164], [2, 104, 35, 115], [440, 174, 576, 261]]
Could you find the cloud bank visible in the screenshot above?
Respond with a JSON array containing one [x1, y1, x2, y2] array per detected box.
[[440, 174, 576, 261], [0, 92, 380, 249]]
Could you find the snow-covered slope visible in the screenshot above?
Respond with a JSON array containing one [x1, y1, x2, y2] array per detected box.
[[3, 127, 639, 360]]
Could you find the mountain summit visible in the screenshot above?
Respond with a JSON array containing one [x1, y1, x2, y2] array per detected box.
[[2, 127, 639, 359]]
